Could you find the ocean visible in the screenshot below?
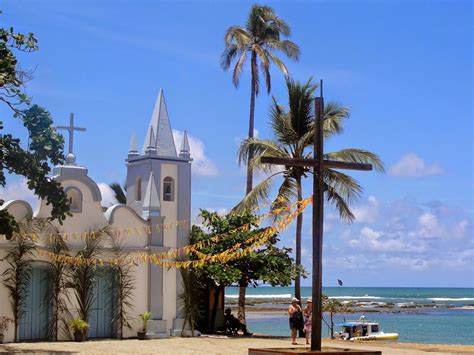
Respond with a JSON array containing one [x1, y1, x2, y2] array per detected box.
[[225, 287, 474, 345]]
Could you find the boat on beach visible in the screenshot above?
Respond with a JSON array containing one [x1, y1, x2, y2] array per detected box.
[[335, 316, 399, 341]]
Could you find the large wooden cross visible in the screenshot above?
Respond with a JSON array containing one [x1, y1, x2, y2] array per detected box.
[[261, 80, 373, 351]]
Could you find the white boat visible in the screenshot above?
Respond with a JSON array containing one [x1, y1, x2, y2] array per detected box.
[[334, 316, 399, 341]]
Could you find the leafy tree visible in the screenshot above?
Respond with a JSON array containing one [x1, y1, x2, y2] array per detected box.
[[190, 209, 299, 328], [1, 220, 36, 342], [237, 77, 384, 305], [322, 295, 352, 339], [0, 24, 69, 237]]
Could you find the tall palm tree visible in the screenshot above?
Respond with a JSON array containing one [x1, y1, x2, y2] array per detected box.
[[221, 4, 300, 195], [221, 4, 300, 324], [237, 77, 384, 305]]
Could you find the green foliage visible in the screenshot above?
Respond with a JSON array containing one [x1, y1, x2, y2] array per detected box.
[[0, 23, 69, 236], [44, 221, 70, 341], [138, 311, 151, 332], [70, 317, 89, 332], [110, 236, 135, 338], [178, 268, 204, 336], [221, 4, 300, 95], [67, 229, 106, 323], [322, 295, 352, 338], [109, 182, 126, 204], [0, 316, 13, 335], [1, 220, 36, 342], [190, 209, 298, 288]]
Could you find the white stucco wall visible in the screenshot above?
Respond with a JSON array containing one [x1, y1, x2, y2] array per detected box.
[[160, 163, 178, 330]]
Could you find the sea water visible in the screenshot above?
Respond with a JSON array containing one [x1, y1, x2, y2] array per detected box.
[[225, 287, 474, 345]]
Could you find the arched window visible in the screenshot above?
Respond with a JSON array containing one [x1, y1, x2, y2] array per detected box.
[[163, 177, 174, 202], [135, 177, 142, 201], [66, 187, 82, 213]]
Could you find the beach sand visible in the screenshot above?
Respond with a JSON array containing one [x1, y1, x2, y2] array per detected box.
[[1, 336, 473, 355]]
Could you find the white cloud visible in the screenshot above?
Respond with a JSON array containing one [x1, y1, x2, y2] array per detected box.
[[390, 153, 443, 177], [0, 179, 38, 208], [173, 130, 218, 177], [98, 183, 118, 207], [352, 195, 379, 223], [206, 207, 229, 215]]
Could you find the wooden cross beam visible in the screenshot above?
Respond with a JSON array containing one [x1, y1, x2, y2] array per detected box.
[[260, 80, 373, 351]]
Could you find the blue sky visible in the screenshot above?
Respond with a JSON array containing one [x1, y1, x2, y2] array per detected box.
[[1, 0, 472, 287]]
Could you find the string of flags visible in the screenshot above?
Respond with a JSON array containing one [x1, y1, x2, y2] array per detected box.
[[36, 196, 313, 269], [3, 195, 300, 242]]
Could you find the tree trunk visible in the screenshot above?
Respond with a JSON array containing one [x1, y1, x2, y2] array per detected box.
[[237, 279, 247, 324], [295, 175, 305, 337], [246, 51, 258, 195], [209, 285, 222, 332], [238, 51, 258, 327], [330, 312, 334, 339], [295, 175, 303, 301]]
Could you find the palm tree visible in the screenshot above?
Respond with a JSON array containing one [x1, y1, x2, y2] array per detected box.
[[237, 77, 384, 305], [109, 182, 126, 204], [221, 4, 300, 195]]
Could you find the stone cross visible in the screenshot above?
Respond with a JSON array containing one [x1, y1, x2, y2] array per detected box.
[[57, 113, 86, 155], [261, 80, 373, 351]]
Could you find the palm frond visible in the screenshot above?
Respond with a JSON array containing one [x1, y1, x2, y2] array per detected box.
[[325, 149, 385, 172], [323, 169, 363, 206], [232, 50, 247, 87], [238, 138, 288, 173], [109, 182, 126, 204], [324, 183, 355, 222], [323, 101, 350, 138], [266, 51, 289, 77], [267, 39, 300, 60], [232, 174, 277, 213]]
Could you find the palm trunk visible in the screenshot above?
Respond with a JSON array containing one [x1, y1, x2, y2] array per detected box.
[[237, 278, 247, 324], [295, 174, 304, 337], [246, 51, 257, 195], [238, 51, 258, 325]]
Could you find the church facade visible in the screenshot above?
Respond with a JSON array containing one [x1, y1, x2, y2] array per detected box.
[[0, 90, 192, 342]]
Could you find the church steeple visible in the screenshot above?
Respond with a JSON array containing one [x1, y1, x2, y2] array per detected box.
[[128, 129, 139, 157], [179, 130, 191, 158], [142, 171, 160, 219], [142, 89, 177, 157], [145, 126, 157, 155]]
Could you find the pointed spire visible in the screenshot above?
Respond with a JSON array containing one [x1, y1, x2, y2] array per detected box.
[[128, 129, 139, 157], [179, 130, 191, 158], [145, 126, 156, 155], [142, 89, 177, 157], [142, 171, 160, 219]]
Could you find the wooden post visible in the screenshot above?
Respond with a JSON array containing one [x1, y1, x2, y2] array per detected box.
[[311, 81, 324, 351]]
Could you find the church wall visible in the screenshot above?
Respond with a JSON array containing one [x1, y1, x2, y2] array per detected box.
[[160, 163, 178, 330]]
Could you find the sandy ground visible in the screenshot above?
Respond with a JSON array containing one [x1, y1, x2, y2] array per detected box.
[[1, 336, 473, 355]]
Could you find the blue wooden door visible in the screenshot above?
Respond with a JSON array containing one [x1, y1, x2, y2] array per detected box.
[[19, 264, 52, 341], [88, 267, 116, 338]]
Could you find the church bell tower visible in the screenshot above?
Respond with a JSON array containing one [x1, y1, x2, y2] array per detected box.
[[125, 89, 192, 336]]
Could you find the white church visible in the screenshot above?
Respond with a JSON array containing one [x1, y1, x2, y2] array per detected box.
[[0, 89, 192, 342]]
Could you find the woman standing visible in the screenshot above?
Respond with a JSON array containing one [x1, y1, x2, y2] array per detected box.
[[303, 299, 313, 345], [288, 297, 303, 345]]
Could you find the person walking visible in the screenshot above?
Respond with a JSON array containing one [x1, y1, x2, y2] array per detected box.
[[288, 297, 303, 345], [303, 299, 313, 345]]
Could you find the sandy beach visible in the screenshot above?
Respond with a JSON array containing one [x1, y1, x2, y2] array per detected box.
[[1, 336, 473, 355]]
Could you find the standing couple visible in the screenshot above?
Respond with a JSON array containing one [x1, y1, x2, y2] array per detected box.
[[288, 297, 312, 345]]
